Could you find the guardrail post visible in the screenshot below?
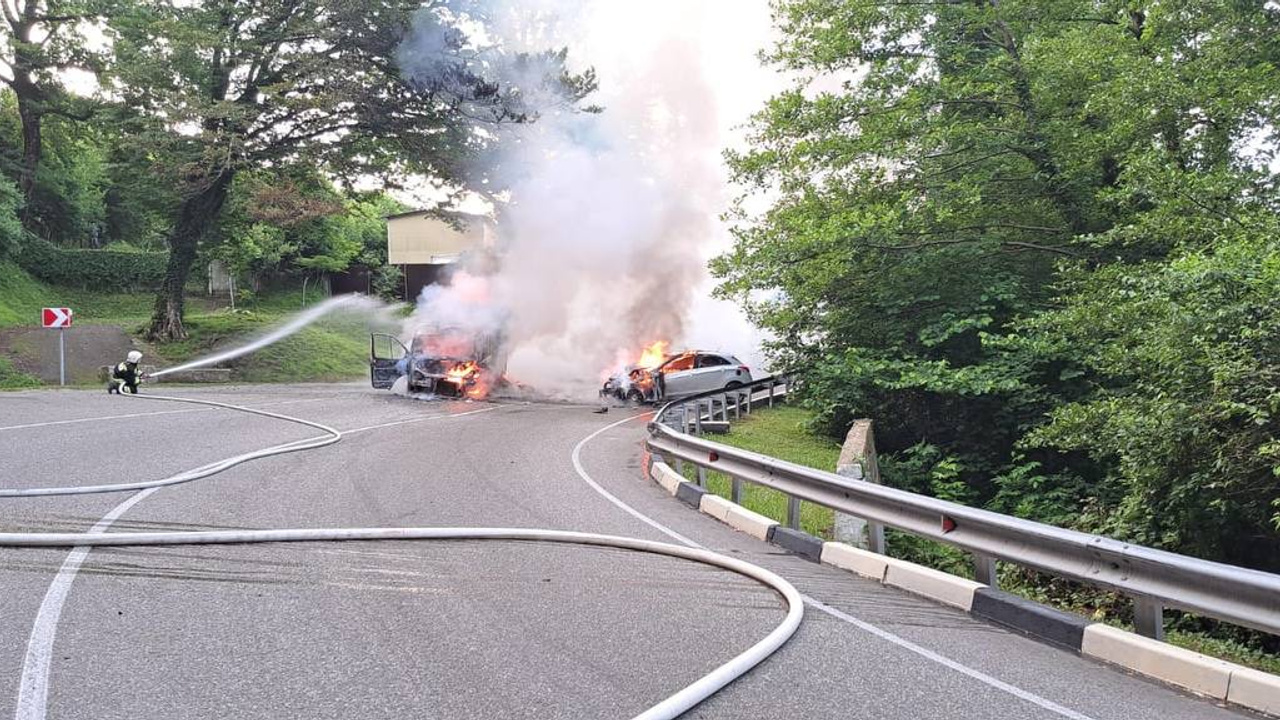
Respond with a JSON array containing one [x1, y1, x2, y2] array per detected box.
[[720, 394, 728, 421], [731, 476, 742, 504], [733, 392, 742, 420], [694, 402, 703, 435], [768, 383, 775, 407], [786, 496, 801, 530], [681, 404, 690, 434], [973, 554, 998, 588], [696, 464, 707, 488], [1133, 597, 1165, 641], [746, 389, 752, 414], [834, 420, 887, 554]]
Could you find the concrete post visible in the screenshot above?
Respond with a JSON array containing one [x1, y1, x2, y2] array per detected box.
[[1134, 596, 1165, 641], [834, 419, 886, 554]]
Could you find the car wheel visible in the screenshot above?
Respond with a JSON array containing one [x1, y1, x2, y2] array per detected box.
[[626, 388, 645, 404], [725, 381, 743, 390]]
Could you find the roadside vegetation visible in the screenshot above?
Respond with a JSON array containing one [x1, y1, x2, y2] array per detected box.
[[719, 0, 1280, 660], [695, 404, 1280, 674], [679, 405, 839, 539], [1, 261, 379, 387]]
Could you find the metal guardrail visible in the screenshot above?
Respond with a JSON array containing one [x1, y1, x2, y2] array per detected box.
[[646, 374, 1280, 640]]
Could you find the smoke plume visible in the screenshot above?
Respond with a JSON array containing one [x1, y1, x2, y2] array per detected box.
[[399, 2, 725, 398]]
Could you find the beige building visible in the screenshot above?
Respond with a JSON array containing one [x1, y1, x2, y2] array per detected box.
[[386, 211, 496, 298]]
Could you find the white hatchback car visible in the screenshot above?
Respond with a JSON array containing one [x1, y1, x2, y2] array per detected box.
[[653, 350, 753, 399]]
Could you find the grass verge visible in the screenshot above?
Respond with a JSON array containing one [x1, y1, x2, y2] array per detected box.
[[2, 263, 376, 385], [0, 355, 40, 388], [677, 405, 839, 539], [151, 309, 371, 383]]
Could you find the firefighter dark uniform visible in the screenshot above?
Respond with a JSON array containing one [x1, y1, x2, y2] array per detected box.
[[108, 357, 143, 394]]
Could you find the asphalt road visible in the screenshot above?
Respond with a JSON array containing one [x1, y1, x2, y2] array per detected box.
[[0, 384, 1262, 719]]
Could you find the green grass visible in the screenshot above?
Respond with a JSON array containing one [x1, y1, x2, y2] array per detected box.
[[1166, 630, 1280, 675], [1, 262, 373, 385], [678, 405, 840, 539], [0, 261, 50, 328], [151, 308, 370, 383], [0, 355, 39, 389], [0, 261, 164, 329]]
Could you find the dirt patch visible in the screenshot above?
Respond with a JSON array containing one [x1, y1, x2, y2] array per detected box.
[[0, 325, 141, 385]]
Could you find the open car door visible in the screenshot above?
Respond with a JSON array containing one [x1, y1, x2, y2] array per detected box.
[[370, 334, 409, 389]]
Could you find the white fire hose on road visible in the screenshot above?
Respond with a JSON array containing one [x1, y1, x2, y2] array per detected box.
[[1, 391, 804, 720], [0, 393, 341, 497]]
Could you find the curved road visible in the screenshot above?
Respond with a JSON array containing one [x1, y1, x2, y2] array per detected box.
[[0, 384, 1260, 719]]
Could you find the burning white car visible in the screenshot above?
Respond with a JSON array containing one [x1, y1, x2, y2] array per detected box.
[[602, 349, 753, 404]]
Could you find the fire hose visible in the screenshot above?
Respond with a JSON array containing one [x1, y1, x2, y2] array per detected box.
[[1, 392, 803, 720]]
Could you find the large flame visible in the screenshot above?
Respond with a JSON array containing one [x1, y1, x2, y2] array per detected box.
[[637, 341, 669, 369], [445, 361, 490, 400]]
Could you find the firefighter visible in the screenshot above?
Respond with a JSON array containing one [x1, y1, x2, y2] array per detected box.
[[108, 350, 145, 394]]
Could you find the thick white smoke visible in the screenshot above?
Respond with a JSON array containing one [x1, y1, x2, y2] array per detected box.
[[400, 1, 767, 398]]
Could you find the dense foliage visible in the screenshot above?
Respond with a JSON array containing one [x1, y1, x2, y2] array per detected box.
[[719, 1, 1280, 572], [16, 236, 166, 289], [0, 1, 595, 339]]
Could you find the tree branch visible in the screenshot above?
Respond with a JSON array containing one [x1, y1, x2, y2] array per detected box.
[[864, 234, 1078, 257]]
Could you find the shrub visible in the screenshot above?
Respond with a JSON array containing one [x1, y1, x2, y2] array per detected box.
[[17, 237, 167, 290]]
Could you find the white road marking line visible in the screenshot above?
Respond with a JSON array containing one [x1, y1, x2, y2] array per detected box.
[[571, 415, 700, 548], [11, 398, 500, 720], [0, 397, 329, 432], [16, 487, 156, 720], [572, 415, 1102, 720]]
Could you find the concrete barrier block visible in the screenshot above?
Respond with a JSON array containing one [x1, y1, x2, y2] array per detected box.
[[770, 526, 823, 562], [971, 588, 1091, 651], [820, 542, 888, 581], [1228, 667, 1280, 717], [675, 482, 707, 508], [1081, 624, 1234, 699], [724, 504, 778, 541], [883, 558, 984, 611], [699, 494, 733, 522], [650, 462, 683, 496]]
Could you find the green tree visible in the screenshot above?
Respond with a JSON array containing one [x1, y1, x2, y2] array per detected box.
[[0, 0, 110, 213], [109, 0, 596, 340], [721, 1, 1279, 566], [0, 170, 24, 258]]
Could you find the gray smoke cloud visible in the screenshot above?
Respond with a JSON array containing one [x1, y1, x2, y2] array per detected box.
[[399, 2, 723, 399]]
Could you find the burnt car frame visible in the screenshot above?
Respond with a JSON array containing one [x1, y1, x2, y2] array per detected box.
[[370, 327, 506, 398]]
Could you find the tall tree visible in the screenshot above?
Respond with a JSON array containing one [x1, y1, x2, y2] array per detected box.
[[109, 0, 596, 340], [721, 1, 1279, 565], [0, 0, 106, 214]]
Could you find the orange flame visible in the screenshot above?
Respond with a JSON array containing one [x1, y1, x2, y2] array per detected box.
[[445, 361, 490, 400], [637, 341, 669, 369]]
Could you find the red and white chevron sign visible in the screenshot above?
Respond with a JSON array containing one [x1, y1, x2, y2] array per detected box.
[[42, 307, 73, 328]]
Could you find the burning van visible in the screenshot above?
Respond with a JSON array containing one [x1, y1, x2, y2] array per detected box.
[[370, 326, 506, 399]]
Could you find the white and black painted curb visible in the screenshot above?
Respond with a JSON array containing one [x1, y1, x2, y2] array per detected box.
[[646, 456, 1280, 718]]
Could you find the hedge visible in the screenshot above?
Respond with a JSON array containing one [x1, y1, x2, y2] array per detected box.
[[17, 238, 168, 290]]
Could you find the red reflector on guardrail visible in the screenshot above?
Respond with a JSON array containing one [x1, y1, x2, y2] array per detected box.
[[709, 451, 719, 462], [941, 515, 957, 534]]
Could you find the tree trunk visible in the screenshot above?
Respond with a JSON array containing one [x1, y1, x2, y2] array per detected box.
[[15, 92, 41, 213], [148, 171, 235, 341]]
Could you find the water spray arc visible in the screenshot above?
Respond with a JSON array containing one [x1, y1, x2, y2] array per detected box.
[[147, 295, 377, 380]]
